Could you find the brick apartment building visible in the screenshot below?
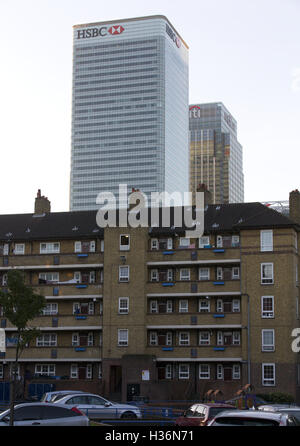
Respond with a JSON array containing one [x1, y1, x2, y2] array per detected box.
[[0, 190, 300, 403]]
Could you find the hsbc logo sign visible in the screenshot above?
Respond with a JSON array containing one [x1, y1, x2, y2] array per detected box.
[[77, 25, 125, 39], [166, 23, 181, 48]]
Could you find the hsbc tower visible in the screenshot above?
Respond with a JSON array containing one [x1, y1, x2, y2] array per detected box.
[[70, 16, 189, 210]]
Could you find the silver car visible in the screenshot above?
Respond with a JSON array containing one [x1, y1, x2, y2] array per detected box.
[[53, 393, 142, 420], [258, 405, 300, 423], [207, 409, 300, 426], [0, 402, 89, 426], [40, 390, 86, 403]]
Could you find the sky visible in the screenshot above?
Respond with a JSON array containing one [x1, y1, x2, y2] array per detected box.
[[0, 0, 299, 214]]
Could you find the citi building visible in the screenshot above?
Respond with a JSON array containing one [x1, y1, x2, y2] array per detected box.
[[70, 16, 189, 210]]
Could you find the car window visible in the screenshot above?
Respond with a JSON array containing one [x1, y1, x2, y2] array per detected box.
[[67, 396, 89, 405], [286, 416, 300, 426], [185, 405, 197, 416], [194, 406, 205, 418], [14, 406, 43, 421], [42, 406, 77, 419], [210, 407, 236, 418], [87, 396, 107, 405]]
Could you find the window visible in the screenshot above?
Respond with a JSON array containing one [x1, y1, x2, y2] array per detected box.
[[216, 235, 223, 248], [179, 300, 188, 313], [35, 364, 55, 376], [86, 364, 92, 379], [232, 235, 240, 247], [199, 236, 210, 248], [261, 263, 274, 284], [233, 364, 241, 379], [70, 364, 78, 379], [2, 274, 7, 286], [217, 364, 224, 380], [150, 300, 158, 313], [149, 332, 158, 346], [216, 267, 223, 280], [180, 268, 190, 281], [199, 364, 210, 379], [262, 363, 275, 386], [151, 238, 158, 250], [232, 267, 240, 280], [120, 235, 130, 251], [118, 329, 128, 346], [42, 303, 58, 315], [199, 268, 210, 281], [179, 332, 190, 346], [119, 297, 129, 314], [150, 269, 158, 282], [0, 364, 3, 379], [167, 300, 173, 313], [261, 230, 273, 252], [262, 329, 275, 351], [179, 237, 190, 248], [165, 364, 173, 379], [216, 299, 223, 313], [198, 298, 210, 313], [232, 332, 241, 345], [74, 242, 82, 253], [72, 333, 79, 346], [40, 243, 60, 254], [199, 331, 210, 345], [217, 331, 223, 345], [73, 302, 94, 315], [39, 272, 59, 284], [36, 334, 57, 347], [119, 266, 129, 282], [14, 244, 25, 255], [99, 363, 102, 380], [179, 364, 189, 379], [261, 296, 274, 318], [3, 244, 9, 256]]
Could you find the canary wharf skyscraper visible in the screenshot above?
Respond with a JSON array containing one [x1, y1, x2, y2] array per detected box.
[[189, 102, 244, 204], [70, 16, 189, 210]]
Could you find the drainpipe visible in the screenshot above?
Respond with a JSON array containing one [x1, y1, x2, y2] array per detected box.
[[242, 293, 251, 384]]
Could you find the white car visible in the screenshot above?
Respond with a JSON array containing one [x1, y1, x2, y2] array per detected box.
[[53, 393, 142, 420], [207, 409, 300, 426], [0, 402, 89, 426]]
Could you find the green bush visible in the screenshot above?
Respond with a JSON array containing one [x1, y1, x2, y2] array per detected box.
[[257, 392, 294, 404]]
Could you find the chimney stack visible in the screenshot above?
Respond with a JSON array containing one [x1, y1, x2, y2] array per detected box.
[[34, 189, 51, 214], [289, 189, 300, 225]]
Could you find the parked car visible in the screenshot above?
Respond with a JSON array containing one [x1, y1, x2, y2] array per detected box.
[[175, 403, 236, 426], [53, 393, 142, 420], [40, 390, 86, 403], [207, 409, 300, 426], [257, 404, 300, 422], [0, 403, 89, 426]]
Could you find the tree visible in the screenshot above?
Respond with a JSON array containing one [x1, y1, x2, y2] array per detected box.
[[0, 270, 46, 425]]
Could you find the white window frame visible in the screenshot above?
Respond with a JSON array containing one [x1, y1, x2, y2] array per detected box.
[[179, 299, 189, 313], [42, 303, 58, 316], [261, 296, 274, 318], [180, 268, 190, 281], [199, 364, 210, 379], [262, 329, 275, 352], [35, 364, 55, 377], [199, 331, 210, 345], [199, 236, 210, 248], [198, 298, 210, 313], [233, 364, 241, 380], [262, 363, 275, 386], [150, 300, 158, 313], [70, 364, 78, 379], [88, 332, 94, 347], [261, 263, 274, 284], [232, 267, 240, 280], [14, 243, 25, 255], [178, 364, 189, 379], [2, 274, 7, 286], [216, 299, 224, 313], [179, 332, 190, 346], [120, 234, 130, 251], [3, 244, 9, 256], [0, 364, 3, 379], [118, 329, 128, 346], [118, 297, 129, 314], [199, 268, 210, 281], [166, 332, 172, 346], [149, 331, 158, 346], [217, 364, 224, 380], [216, 235, 223, 248], [165, 364, 173, 379], [167, 238, 173, 250], [74, 242, 82, 253], [72, 332, 79, 346], [232, 235, 240, 247], [217, 331, 223, 345], [98, 363, 102, 380], [74, 271, 81, 283], [216, 267, 223, 281], [150, 269, 158, 282], [232, 299, 240, 313], [232, 331, 241, 345], [86, 364, 92, 379], [119, 266, 129, 282], [179, 237, 190, 248], [151, 238, 158, 250], [166, 300, 173, 313], [39, 272, 59, 283], [90, 241, 96, 253], [89, 271, 96, 284], [40, 242, 60, 254], [260, 230, 273, 252]]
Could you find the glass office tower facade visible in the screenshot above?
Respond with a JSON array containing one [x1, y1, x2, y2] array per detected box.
[[70, 16, 189, 210], [189, 102, 244, 204]]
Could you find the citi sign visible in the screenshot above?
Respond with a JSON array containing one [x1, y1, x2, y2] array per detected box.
[[189, 105, 201, 119], [77, 25, 125, 39]]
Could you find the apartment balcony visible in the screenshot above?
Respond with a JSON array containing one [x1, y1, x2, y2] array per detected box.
[[146, 280, 241, 295], [32, 284, 103, 298], [147, 248, 240, 265], [145, 345, 243, 360], [146, 312, 242, 327], [0, 253, 104, 269], [2, 315, 102, 330], [3, 346, 101, 361]]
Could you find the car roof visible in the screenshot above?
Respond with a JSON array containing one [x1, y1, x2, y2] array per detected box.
[[14, 402, 71, 409], [58, 393, 101, 399], [190, 403, 234, 408]]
